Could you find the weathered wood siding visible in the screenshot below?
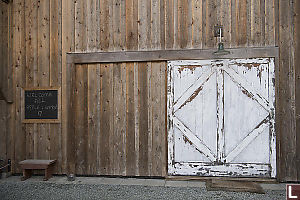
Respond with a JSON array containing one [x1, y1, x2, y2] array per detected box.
[[0, 1, 12, 102], [67, 62, 166, 176], [0, 1, 12, 165], [295, 0, 300, 182], [0, 0, 298, 181]]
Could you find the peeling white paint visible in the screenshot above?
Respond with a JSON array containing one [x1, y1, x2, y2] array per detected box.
[[167, 58, 276, 178]]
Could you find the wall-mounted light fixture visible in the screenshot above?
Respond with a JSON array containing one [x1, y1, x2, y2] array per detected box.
[[213, 25, 230, 55]]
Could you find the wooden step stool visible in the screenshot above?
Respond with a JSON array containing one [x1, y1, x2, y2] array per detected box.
[[19, 159, 56, 181]]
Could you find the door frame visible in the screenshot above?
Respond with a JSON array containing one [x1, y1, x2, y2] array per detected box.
[[167, 58, 276, 177]]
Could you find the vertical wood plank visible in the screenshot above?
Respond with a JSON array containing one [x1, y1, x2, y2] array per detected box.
[[37, 0, 50, 161], [178, 0, 189, 49], [109, 64, 114, 175], [219, 0, 231, 46], [278, 0, 297, 181], [86, 0, 99, 51], [201, 0, 207, 48], [74, 65, 88, 175], [67, 63, 76, 174], [0, 101, 7, 162], [204, 0, 216, 48], [50, 0, 62, 174], [75, 0, 87, 51], [138, 0, 151, 50], [265, 0, 275, 46], [134, 62, 139, 175], [151, 62, 163, 176], [113, 0, 121, 50], [216, 66, 225, 161], [113, 0, 126, 51], [165, 0, 174, 49], [138, 62, 148, 176], [237, 0, 248, 46], [147, 62, 153, 176], [13, 0, 26, 173], [151, 0, 161, 49], [246, 0, 252, 46], [126, 62, 136, 175], [113, 63, 127, 175], [99, 64, 113, 175], [192, 0, 202, 48], [295, 0, 300, 181], [25, 0, 38, 162], [7, 2, 13, 103], [87, 64, 99, 175], [0, 2, 10, 100], [260, 0, 266, 46], [160, 62, 167, 176], [160, 0, 166, 49], [250, 0, 261, 46], [62, 0, 75, 173], [100, 0, 109, 51], [96, 64, 102, 175], [126, 0, 138, 50], [173, 0, 178, 48], [0, 3, 4, 92], [120, 0, 126, 50]]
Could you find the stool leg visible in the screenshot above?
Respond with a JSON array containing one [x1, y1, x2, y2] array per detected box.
[[44, 165, 53, 181], [21, 169, 32, 181]]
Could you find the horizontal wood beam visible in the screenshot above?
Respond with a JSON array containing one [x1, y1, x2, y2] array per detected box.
[[66, 47, 279, 64]]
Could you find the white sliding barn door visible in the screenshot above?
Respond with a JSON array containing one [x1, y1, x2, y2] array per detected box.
[[167, 58, 276, 178]]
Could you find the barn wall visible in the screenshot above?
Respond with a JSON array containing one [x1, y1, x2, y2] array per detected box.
[[2, 0, 298, 181]]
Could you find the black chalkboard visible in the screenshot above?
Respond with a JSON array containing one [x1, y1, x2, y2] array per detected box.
[[25, 90, 58, 119]]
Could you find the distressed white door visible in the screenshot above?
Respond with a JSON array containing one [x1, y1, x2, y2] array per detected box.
[[167, 58, 276, 178]]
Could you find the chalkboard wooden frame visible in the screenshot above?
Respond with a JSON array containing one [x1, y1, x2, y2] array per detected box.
[[21, 87, 61, 123]]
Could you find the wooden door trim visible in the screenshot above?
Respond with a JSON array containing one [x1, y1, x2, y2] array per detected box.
[[66, 47, 278, 64]]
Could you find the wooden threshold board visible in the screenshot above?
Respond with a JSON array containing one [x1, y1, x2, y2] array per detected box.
[[166, 176, 278, 183]]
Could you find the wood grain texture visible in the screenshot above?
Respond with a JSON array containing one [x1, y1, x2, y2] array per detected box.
[[65, 62, 167, 177], [87, 64, 99, 174], [74, 65, 88, 175], [126, 62, 136, 175], [165, 0, 174, 49], [126, 0, 138, 50], [138, 0, 151, 50], [113, 63, 126, 175], [99, 64, 113, 174], [138, 62, 148, 176], [0, 1, 10, 102], [68, 47, 279, 64], [75, 0, 87, 52], [178, 0, 189, 49], [0, 101, 7, 161], [295, 0, 300, 181], [278, 0, 297, 182], [37, 0, 51, 162], [13, 0, 26, 173], [62, 0, 75, 174], [151, 62, 165, 176], [24, 0, 37, 165]]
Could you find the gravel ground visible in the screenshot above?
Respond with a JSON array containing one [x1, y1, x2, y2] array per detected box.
[[0, 180, 285, 200]]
